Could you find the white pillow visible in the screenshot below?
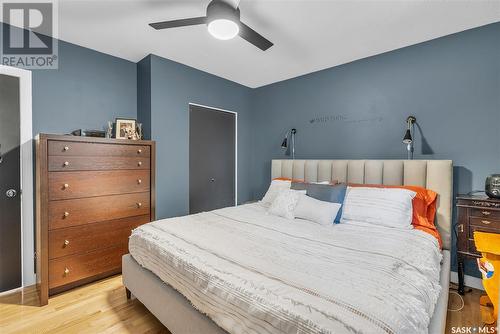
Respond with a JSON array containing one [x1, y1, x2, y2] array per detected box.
[[261, 179, 291, 205], [340, 187, 416, 228], [268, 189, 305, 220], [294, 194, 341, 226]]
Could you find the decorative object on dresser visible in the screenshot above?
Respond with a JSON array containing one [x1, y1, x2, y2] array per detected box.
[[35, 134, 155, 306], [485, 174, 500, 199], [456, 195, 500, 295], [115, 118, 137, 140], [84, 129, 106, 138]]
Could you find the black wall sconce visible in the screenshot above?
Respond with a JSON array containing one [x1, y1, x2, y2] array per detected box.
[[402, 116, 416, 160], [281, 128, 297, 159]]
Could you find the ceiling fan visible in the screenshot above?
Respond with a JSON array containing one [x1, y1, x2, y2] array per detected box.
[[149, 0, 273, 51]]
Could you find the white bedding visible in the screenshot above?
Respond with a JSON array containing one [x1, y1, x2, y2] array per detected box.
[[129, 203, 442, 334]]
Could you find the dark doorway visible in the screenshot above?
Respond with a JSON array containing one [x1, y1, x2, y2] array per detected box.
[[0, 74, 22, 292], [189, 104, 236, 214]]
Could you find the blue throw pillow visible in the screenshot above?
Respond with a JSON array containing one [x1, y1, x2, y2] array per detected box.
[[301, 183, 347, 223]]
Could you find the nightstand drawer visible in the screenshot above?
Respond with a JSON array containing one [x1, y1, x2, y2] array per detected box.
[[470, 208, 500, 220], [469, 217, 500, 230]]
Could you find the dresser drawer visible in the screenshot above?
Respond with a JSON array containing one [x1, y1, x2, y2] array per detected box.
[[49, 215, 149, 259], [48, 243, 128, 289], [470, 208, 500, 220], [48, 156, 150, 172], [469, 217, 500, 231], [469, 223, 500, 237], [49, 170, 150, 200], [48, 140, 150, 157], [49, 192, 150, 230]]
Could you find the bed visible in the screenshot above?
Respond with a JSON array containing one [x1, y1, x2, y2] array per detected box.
[[123, 159, 452, 334]]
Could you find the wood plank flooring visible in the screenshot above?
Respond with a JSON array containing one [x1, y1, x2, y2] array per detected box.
[[0, 276, 495, 333], [0, 275, 168, 334], [446, 283, 497, 334]]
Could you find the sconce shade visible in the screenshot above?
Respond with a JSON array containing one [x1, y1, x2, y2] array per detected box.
[[281, 137, 288, 149], [402, 129, 412, 144]]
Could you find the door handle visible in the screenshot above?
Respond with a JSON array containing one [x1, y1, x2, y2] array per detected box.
[[5, 189, 17, 198], [210, 178, 215, 182]]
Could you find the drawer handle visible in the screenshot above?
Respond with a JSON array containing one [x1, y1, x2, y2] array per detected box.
[[63, 146, 69, 151], [63, 239, 70, 247], [64, 267, 70, 276], [136, 202, 142, 208], [63, 211, 69, 218], [481, 220, 491, 225], [482, 211, 491, 216], [63, 183, 69, 189], [63, 161, 69, 167], [137, 179, 142, 184], [137, 161, 142, 166], [137, 149, 142, 154]]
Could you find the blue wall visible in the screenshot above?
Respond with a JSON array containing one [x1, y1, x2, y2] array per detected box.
[[0, 23, 137, 135], [31, 40, 137, 136], [251, 22, 500, 276], [138, 55, 254, 219]]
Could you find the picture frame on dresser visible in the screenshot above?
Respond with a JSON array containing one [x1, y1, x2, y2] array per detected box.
[[456, 195, 500, 295], [115, 118, 137, 140], [35, 134, 155, 306]]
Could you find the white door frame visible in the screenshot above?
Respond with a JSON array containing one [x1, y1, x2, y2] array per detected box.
[[188, 102, 238, 206], [0, 65, 34, 288]]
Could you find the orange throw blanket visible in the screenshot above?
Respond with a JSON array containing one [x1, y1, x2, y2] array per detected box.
[[474, 231, 500, 321]]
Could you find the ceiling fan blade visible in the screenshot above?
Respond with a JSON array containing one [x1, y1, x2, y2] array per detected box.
[[149, 17, 207, 30], [238, 22, 273, 51]]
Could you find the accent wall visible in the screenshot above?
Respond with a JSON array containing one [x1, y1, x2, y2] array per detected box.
[[251, 22, 500, 277]]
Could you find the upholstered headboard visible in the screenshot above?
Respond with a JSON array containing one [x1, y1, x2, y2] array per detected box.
[[271, 159, 453, 250]]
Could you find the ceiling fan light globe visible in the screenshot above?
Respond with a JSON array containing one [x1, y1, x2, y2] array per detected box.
[[207, 19, 239, 40]]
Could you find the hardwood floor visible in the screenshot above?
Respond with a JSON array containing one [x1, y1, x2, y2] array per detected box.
[[0, 275, 169, 334], [446, 283, 497, 334], [0, 276, 495, 333]]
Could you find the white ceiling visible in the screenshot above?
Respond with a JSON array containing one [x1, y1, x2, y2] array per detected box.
[[55, 0, 500, 88]]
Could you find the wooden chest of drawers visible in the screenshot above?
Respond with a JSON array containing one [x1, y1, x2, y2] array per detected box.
[[36, 134, 155, 305], [456, 195, 500, 294]]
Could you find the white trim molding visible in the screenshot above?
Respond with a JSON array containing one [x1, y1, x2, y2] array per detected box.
[[0, 65, 34, 288], [450, 271, 484, 291]]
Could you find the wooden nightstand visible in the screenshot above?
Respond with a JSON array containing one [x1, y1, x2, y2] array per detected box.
[[456, 195, 500, 294]]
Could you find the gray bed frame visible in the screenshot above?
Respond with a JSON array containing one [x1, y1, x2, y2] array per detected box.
[[123, 159, 453, 334]]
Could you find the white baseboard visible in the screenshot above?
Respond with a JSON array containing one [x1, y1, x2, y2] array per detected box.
[[450, 271, 484, 291], [0, 286, 23, 297]]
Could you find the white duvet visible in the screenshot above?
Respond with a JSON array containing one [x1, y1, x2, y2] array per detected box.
[[129, 203, 442, 334]]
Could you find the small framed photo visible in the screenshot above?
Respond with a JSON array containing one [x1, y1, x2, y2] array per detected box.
[[115, 118, 137, 140]]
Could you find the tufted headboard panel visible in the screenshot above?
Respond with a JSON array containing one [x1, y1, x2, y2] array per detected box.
[[271, 159, 453, 250]]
